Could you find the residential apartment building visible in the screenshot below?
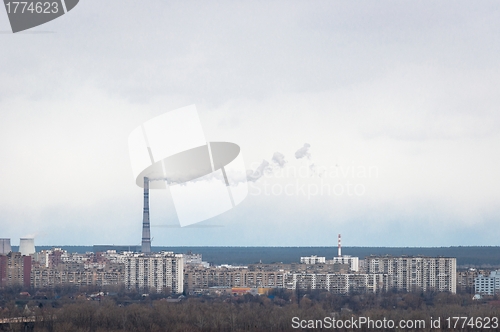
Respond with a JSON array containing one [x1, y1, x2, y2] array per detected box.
[[330, 256, 360, 272], [32, 263, 124, 289], [475, 270, 500, 295], [285, 273, 387, 294], [124, 252, 184, 294], [300, 256, 326, 264], [366, 256, 456, 293], [184, 265, 286, 291], [0, 252, 31, 289], [184, 264, 387, 295], [457, 269, 479, 293]]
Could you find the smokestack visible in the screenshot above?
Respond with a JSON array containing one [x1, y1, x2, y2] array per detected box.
[[141, 177, 151, 253], [338, 234, 341, 257], [0, 239, 11, 255], [19, 238, 35, 256]]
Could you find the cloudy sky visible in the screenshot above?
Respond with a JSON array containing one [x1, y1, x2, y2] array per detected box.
[[1, 1, 499, 247]]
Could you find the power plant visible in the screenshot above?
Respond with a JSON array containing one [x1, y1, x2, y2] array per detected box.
[[19, 238, 35, 256], [0, 238, 11, 255]]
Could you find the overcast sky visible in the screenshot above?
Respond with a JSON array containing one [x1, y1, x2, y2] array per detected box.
[[1, 1, 499, 247]]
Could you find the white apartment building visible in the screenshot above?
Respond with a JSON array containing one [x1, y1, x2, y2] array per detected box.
[[300, 255, 326, 264], [284, 273, 387, 294], [330, 255, 360, 272], [184, 252, 203, 265], [366, 256, 456, 293], [475, 270, 500, 295], [124, 252, 184, 294], [103, 250, 129, 264]]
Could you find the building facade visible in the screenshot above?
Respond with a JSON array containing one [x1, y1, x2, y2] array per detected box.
[[124, 252, 184, 294], [366, 256, 456, 293], [286, 273, 387, 294], [475, 270, 500, 295], [32, 263, 124, 289], [300, 256, 326, 264], [184, 265, 387, 295], [457, 269, 479, 293], [184, 265, 284, 290], [0, 252, 31, 289], [330, 256, 360, 272]]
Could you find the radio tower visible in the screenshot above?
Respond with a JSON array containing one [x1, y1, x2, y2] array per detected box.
[[338, 234, 342, 257], [141, 177, 151, 253]]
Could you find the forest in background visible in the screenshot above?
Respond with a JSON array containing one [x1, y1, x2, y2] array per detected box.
[[12, 246, 500, 267]]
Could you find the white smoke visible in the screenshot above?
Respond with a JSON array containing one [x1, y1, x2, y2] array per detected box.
[[21, 233, 37, 239], [151, 144, 319, 185], [309, 163, 326, 177], [294, 143, 326, 177], [247, 160, 271, 182], [295, 143, 311, 159], [271, 152, 286, 168]]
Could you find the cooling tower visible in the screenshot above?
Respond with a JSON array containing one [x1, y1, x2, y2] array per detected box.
[[19, 238, 35, 256], [0, 238, 11, 255]]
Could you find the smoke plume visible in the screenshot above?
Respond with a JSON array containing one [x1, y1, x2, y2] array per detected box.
[[246, 160, 270, 182], [271, 152, 286, 168], [295, 143, 311, 159]]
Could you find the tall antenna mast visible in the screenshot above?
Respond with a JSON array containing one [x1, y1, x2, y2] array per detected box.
[[141, 177, 151, 253], [338, 234, 341, 257]]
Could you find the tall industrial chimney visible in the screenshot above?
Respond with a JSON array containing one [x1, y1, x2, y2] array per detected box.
[[0, 239, 11, 255], [141, 177, 151, 253], [19, 238, 35, 256], [338, 234, 341, 257]]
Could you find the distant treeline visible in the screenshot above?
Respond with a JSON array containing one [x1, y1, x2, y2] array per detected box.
[[14, 246, 500, 267]]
